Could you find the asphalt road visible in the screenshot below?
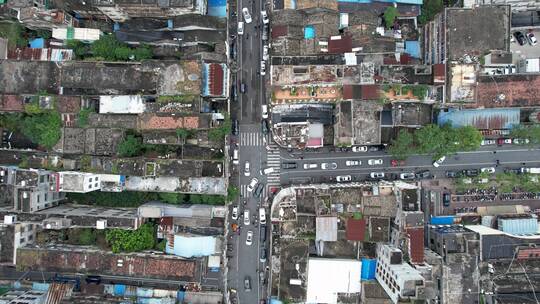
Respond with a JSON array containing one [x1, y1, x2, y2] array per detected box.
[[278, 145, 540, 185], [227, 0, 270, 302]]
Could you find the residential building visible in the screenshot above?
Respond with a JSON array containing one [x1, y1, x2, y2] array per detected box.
[[0, 166, 64, 212], [0, 215, 36, 265], [0, 289, 47, 304], [59, 171, 101, 193], [305, 258, 362, 304], [375, 244, 425, 304], [91, 0, 207, 22]]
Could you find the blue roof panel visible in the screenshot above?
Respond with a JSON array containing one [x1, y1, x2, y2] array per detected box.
[[438, 108, 520, 130], [166, 235, 216, 258], [405, 40, 420, 58], [339, 0, 422, 5]]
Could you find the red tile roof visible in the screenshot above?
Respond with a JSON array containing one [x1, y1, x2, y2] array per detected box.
[[433, 64, 445, 84], [56, 96, 81, 113], [208, 63, 224, 96], [328, 35, 352, 54], [0, 95, 24, 112], [139, 115, 199, 130], [407, 228, 424, 264], [343, 85, 354, 100], [271, 25, 289, 39], [383, 53, 412, 65], [476, 74, 540, 108], [346, 218, 366, 241]]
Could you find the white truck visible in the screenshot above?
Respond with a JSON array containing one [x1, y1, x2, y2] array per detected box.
[[520, 167, 540, 174]]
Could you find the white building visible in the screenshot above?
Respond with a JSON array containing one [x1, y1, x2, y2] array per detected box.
[[59, 172, 101, 193], [0, 215, 37, 265], [52, 27, 102, 41], [375, 244, 425, 304], [305, 258, 362, 304], [99, 95, 146, 114], [518, 58, 540, 73]]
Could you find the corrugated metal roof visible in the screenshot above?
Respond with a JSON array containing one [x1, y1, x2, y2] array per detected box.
[[271, 25, 289, 39], [166, 234, 217, 257], [328, 34, 352, 54], [437, 108, 520, 130], [407, 227, 424, 264], [316, 216, 338, 241], [346, 218, 366, 241], [498, 217, 538, 235]]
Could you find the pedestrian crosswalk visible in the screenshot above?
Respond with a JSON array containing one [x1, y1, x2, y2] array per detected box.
[[240, 184, 266, 198], [239, 132, 265, 147], [265, 143, 281, 186]]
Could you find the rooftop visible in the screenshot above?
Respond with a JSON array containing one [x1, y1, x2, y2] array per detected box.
[[351, 101, 382, 145], [306, 258, 362, 304], [476, 74, 540, 108], [446, 6, 510, 61], [437, 108, 520, 130]]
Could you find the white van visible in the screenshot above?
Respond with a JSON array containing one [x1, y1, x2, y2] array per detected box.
[[232, 149, 239, 165], [238, 22, 244, 35], [259, 208, 266, 225], [262, 167, 275, 175]]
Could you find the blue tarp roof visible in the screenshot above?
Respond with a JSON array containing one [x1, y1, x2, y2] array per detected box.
[[207, 0, 226, 17], [29, 38, 45, 48], [438, 108, 520, 130], [405, 41, 420, 58], [166, 235, 216, 258], [304, 26, 315, 39], [339, 0, 422, 5]]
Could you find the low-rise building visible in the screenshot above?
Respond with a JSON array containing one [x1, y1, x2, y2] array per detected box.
[[59, 171, 101, 193], [305, 258, 362, 304], [0, 215, 36, 265]]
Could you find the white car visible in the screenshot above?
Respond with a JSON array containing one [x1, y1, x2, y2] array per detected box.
[[352, 146, 368, 152], [242, 8, 252, 23], [237, 22, 244, 35], [336, 175, 352, 182], [345, 160, 361, 166], [303, 163, 318, 169], [244, 161, 250, 176], [247, 177, 259, 192], [527, 32, 538, 46], [262, 45, 269, 60], [321, 162, 337, 170], [399, 172, 416, 180], [246, 230, 253, 245], [481, 139, 496, 146], [262, 105, 268, 119], [260, 60, 266, 76], [481, 167, 496, 174], [261, 10, 269, 24], [243, 210, 250, 225], [368, 159, 383, 166], [433, 156, 446, 168], [370, 172, 385, 179], [513, 138, 530, 145], [231, 206, 239, 220]]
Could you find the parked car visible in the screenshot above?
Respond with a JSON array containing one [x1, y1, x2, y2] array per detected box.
[[260, 60, 266, 76], [261, 10, 269, 24], [262, 45, 269, 60], [321, 162, 337, 170], [230, 84, 237, 101], [415, 170, 431, 179], [399, 172, 416, 180], [237, 21, 244, 35], [433, 156, 446, 168], [464, 169, 479, 177], [244, 161, 250, 176], [240, 82, 246, 93], [497, 138, 512, 145], [244, 276, 252, 292], [261, 119, 269, 134], [243, 210, 250, 225], [445, 171, 459, 178], [232, 119, 239, 136], [368, 159, 383, 166], [247, 177, 258, 192], [514, 31, 527, 45], [261, 105, 268, 119], [246, 231, 253, 245], [231, 206, 238, 220], [242, 8, 252, 23], [336, 175, 352, 182], [504, 168, 521, 174], [370, 172, 385, 179], [253, 183, 265, 198], [352, 146, 368, 152], [260, 248, 267, 262], [442, 193, 451, 207], [513, 138, 530, 145], [262, 24, 268, 40], [368, 146, 381, 152], [481, 167, 495, 174], [303, 163, 318, 169], [345, 160, 361, 166], [527, 31, 538, 46], [282, 162, 297, 169], [481, 139, 496, 145]]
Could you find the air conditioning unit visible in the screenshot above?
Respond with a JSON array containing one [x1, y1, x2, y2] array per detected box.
[[96, 220, 107, 230]]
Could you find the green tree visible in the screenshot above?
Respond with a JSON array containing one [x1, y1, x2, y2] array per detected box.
[[0, 113, 23, 131], [91, 34, 123, 60], [106, 223, 156, 253], [227, 185, 239, 202], [455, 126, 482, 151], [414, 124, 445, 156], [419, 0, 444, 24], [114, 47, 133, 60], [384, 6, 398, 28], [77, 228, 96, 245], [155, 239, 166, 251], [158, 193, 186, 204], [134, 45, 153, 60], [117, 135, 143, 157], [389, 129, 414, 160], [21, 111, 62, 149], [208, 115, 231, 142], [77, 107, 93, 128]]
